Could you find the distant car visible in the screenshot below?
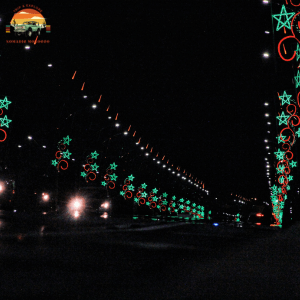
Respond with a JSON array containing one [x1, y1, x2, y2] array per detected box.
[[247, 212, 267, 228], [14, 21, 42, 37]]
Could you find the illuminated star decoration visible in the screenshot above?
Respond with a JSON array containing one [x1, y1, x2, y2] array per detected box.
[[290, 160, 297, 168], [162, 192, 168, 198], [276, 111, 290, 126], [272, 5, 295, 31], [90, 163, 99, 171], [128, 174, 135, 181], [0, 97, 11, 109], [62, 149, 72, 159], [90, 151, 99, 159], [110, 173, 118, 181], [80, 171, 86, 177], [276, 135, 287, 144], [52, 160, 58, 166], [296, 44, 300, 61], [110, 162, 118, 170], [279, 91, 292, 106], [63, 135, 72, 145], [295, 128, 300, 138], [294, 70, 300, 88], [0, 115, 12, 128], [152, 188, 158, 194], [141, 183, 147, 189]]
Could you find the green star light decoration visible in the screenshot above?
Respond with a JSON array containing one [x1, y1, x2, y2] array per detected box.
[[110, 162, 118, 170], [272, 5, 295, 31], [279, 91, 292, 106], [141, 183, 147, 189], [90, 151, 99, 159], [296, 44, 300, 61], [0, 115, 12, 128], [62, 135, 72, 145], [276, 135, 287, 144], [52, 160, 58, 166], [90, 163, 99, 171], [0, 97, 11, 109], [276, 111, 290, 126], [62, 149, 72, 159], [128, 174, 135, 181], [110, 173, 118, 181], [152, 188, 158, 194], [80, 171, 86, 177], [162, 192, 168, 198], [295, 70, 300, 88]]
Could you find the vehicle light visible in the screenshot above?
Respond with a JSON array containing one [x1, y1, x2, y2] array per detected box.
[[256, 213, 264, 217], [255, 223, 261, 226], [213, 223, 219, 226], [101, 201, 110, 209]]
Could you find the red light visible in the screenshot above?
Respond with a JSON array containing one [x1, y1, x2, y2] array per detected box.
[[255, 223, 261, 226], [256, 213, 264, 217]]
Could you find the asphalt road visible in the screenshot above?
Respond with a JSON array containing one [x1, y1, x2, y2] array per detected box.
[[0, 213, 299, 300]]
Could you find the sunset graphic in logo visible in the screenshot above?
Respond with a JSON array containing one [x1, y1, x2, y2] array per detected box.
[[10, 8, 46, 28]]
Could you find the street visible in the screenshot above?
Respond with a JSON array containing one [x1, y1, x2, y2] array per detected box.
[[0, 212, 299, 299]]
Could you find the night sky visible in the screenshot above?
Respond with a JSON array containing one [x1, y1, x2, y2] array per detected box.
[[0, 1, 275, 202]]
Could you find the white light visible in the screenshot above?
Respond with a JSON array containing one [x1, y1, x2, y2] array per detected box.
[[264, 103, 269, 106], [266, 165, 270, 168], [153, 158, 156, 161], [267, 122, 271, 125], [83, 95, 87, 98], [265, 31, 270, 34], [140, 147, 144, 150], [172, 171, 175, 174], [101, 201, 110, 209], [157, 161, 160, 164], [115, 123, 120, 127], [42, 193, 49, 201], [145, 153, 149, 156], [25, 45, 30, 50], [264, 139, 268, 143], [18, 145, 22, 148], [263, 52, 269, 58], [42, 145, 46, 148], [124, 132, 128, 135], [266, 146, 269, 149], [177, 173, 180, 176], [48, 64, 52, 67], [92, 104, 97, 109], [168, 168, 171, 171], [265, 113, 269, 117], [108, 116, 112, 119], [28, 136, 32, 140], [163, 165, 166, 168]]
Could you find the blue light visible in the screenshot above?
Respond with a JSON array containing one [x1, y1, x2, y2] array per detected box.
[[213, 223, 219, 227]]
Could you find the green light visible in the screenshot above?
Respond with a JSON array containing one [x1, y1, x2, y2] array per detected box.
[[146, 202, 150, 206], [120, 191, 125, 196], [179, 198, 184, 203], [128, 174, 135, 181], [0, 96, 11, 109], [185, 200, 190, 205], [141, 183, 147, 189], [162, 192, 168, 198], [110, 162, 118, 170], [162, 200, 168, 205], [152, 196, 158, 202], [286, 185, 291, 191], [90, 163, 99, 171], [274, 149, 285, 160], [296, 128, 300, 138], [127, 184, 135, 191], [276, 111, 290, 126], [296, 44, 300, 61], [0, 115, 12, 128], [141, 192, 148, 198], [288, 175, 293, 181], [80, 171, 86, 177], [90, 151, 99, 159], [276, 135, 286, 144], [152, 188, 158, 194], [272, 5, 295, 31], [179, 204, 184, 209], [62, 149, 72, 159], [172, 195, 176, 200], [62, 135, 72, 145], [295, 70, 300, 88], [52, 160, 58, 166], [110, 173, 118, 181], [101, 181, 106, 186], [134, 197, 139, 203], [290, 160, 297, 168], [192, 203, 196, 207], [279, 91, 292, 105]]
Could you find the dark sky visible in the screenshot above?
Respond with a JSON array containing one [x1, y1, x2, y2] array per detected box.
[[0, 1, 275, 201]]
